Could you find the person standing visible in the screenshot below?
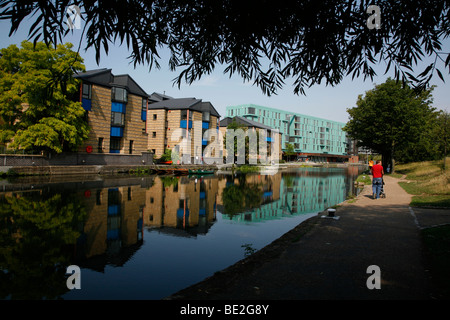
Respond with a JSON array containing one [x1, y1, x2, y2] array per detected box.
[[371, 160, 384, 199]]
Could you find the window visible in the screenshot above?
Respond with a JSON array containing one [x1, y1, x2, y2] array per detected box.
[[248, 107, 255, 115], [111, 87, 128, 103], [203, 111, 210, 122], [98, 137, 104, 153], [111, 112, 125, 126], [153, 114, 157, 120], [152, 132, 156, 138], [110, 138, 121, 151], [129, 140, 133, 154], [82, 83, 91, 99], [141, 98, 147, 121], [181, 110, 192, 120]]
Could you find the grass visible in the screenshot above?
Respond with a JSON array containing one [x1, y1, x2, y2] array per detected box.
[[396, 157, 450, 208], [421, 225, 450, 299], [355, 173, 371, 185], [395, 157, 450, 299]]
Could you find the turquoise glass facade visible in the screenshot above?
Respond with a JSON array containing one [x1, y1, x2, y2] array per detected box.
[[226, 104, 348, 156]]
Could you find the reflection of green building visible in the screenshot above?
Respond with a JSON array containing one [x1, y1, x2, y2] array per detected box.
[[224, 170, 347, 223]]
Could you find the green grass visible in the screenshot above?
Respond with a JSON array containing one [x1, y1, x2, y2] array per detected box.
[[355, 173, 371, 185], [421, 225, 450, 299], [396, 158, 450, 208], [410, 195, 450, 208]]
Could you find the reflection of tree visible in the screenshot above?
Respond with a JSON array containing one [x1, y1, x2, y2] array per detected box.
[[0, 192, 87, 299], [222, 174, 263, 217]]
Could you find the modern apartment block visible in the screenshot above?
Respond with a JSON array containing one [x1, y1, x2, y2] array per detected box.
[[74, 69, 149, 154], [147, 98, 221, 162], [226, 104, 350, 162]]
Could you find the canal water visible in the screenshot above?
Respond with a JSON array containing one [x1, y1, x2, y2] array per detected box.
[[0, 166, 362, 300]]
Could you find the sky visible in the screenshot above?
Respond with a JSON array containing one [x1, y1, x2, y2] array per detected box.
[[0, 16, 449, 125]]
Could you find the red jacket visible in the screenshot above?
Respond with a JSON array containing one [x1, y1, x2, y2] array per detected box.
[[372, 164, 384, 178]]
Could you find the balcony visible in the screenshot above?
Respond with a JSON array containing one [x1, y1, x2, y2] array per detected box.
[[82, 98, 91, 111], [180, 120, 192, 129], [110, 126, 124, 137]]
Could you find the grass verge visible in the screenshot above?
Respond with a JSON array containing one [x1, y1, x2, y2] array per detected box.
[[396, 157, 450, 208], [355, 173, 371, 185], [395, 158, 450, 299]]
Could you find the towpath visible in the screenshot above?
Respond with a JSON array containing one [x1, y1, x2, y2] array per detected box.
[[166, 175, 450, 300]]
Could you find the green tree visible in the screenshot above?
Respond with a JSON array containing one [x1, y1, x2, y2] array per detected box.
[[343, 78, 436, 171], [0, 40, 89, 154], [433, 111, 450, 171], [1, 1, 448, 95], [0, 192, 87, 299], [285, 143, 296, 162]]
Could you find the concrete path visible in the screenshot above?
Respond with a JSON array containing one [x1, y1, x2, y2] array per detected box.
[[167, 175, 450, 300]]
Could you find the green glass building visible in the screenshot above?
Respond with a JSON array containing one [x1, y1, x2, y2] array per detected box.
[[226, 104, 350, 161]]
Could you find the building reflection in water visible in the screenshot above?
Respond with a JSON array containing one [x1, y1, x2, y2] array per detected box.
[[217, 168, 351, 223], [0, 167, 360, 299], [145, 176, 218, 237]]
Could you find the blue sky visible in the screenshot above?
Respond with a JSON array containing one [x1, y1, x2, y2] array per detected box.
[[1, 17, 449, 124]]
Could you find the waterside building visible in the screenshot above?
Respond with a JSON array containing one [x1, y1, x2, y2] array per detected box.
[[226, 104, 351, 162]]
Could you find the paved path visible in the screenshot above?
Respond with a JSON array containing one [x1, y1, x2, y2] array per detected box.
[[167, 175, 450, 300]]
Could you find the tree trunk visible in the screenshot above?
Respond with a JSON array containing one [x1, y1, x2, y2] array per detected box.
[[381, 150, 394, 174]]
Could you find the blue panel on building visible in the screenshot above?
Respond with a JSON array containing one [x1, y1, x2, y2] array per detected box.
[[202, 139, 207, 146], [110, 126, 123, 137], [263, 191, 273, 197], [109, 149, 120, 153], [108, 204, 119, 215], [177, 208, 189, 218], [199, 208, 206, 216], [202, 121, 209, 129], [200, 191, 206, 199], [107, 229, 120, 240], [141, 110, 146, 121], [111, 101, 126, 113], [82, 98, 92, 111], [180, 120, 192, 129], [266, 137, 273, 142]]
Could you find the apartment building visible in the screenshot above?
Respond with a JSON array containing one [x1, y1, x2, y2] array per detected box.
[[219, 116, 282, 161], [73, 69, 149, 155], [226, 104, 349, 162], [147, 98, 220, 162]]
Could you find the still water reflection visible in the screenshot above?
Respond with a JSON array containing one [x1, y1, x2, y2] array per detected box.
[[0, 166, 361, 299]]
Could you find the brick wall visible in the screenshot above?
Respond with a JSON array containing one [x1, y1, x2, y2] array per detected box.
[[78, 84, 148, 155], [147, 109, 167, 157], [78, 84, 112, 154]]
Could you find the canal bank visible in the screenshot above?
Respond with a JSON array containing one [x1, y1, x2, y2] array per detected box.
[[165, 175, 450, 300], [0, 164, 219, 176], [1, 162, 365, 177]]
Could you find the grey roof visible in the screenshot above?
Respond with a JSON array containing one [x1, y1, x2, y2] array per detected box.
[[149, 92, 174, 102], [220, 116, 273, 130], [148, 98, 220, 117], [148, 97, 201, 109], [73, 68, 148, 98]]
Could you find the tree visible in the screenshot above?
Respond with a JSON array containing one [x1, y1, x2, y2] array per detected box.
[[343, 78, 436, 172], [285, 143, 296, 162], [0, 40, 89, 154], [433, 111, 449, 171], [1, 1, 449, 96]]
